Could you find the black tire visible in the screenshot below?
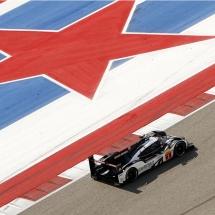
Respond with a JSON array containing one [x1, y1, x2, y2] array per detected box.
[[174, 141, 186, 157], [114, 182, 121, 187], [148, 130, 166, 137], [91, 175, 98, 181], [126, 167, 138, 183]]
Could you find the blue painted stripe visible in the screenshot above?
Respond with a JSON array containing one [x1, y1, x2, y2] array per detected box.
[[0, 1, 114, 30], [127, 1, 215, 33], [110, 57, 133, 71], [0, 77, 69, 130], [0, 52, 6, 61]]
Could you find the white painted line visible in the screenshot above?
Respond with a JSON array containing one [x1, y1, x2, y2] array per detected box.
[[0, 75, 44, 86], [0, 1, 117, 33], [136, 0, 147, 5], [122, 0, 141, 33], [0, 28, 57, 32], [59, 0, 118, 32], [124, 0, 215, 37], [185, 99, 215, 119], [206, 87, 215, 95], [0, 50, 11, 63], [43, 75, 90, 102]]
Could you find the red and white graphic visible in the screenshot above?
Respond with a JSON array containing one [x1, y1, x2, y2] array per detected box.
[[0, 0, 215, 212], [165, 151, 173, 161]]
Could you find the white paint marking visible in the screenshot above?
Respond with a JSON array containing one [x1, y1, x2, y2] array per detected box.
[[134, 113, 184, 135], [0, 198, 34, 215], [134, 92, 215, 136], [185, 99, 215, 118], [122, 0, 142, 33], [59, 0, 118, 32], [182, 14, 215, 36], [1, 39, 215, 184], [124, 0, 215, 37], [0, 50, 11, 63], [0, 28, 57, 32], [0, 0, 30, 16], [136, 0, 147, 5], [0, 1, 117, 33], [206, 87, 215, 95]]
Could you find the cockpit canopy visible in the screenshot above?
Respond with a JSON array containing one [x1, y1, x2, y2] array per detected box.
[[129, 137, 161, 162]]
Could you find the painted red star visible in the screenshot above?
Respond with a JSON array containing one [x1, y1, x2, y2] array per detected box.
[[0, 0, 214, 99]]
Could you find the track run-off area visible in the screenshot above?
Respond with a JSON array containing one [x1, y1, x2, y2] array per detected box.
[[21, 101, 215, 215], [0, 0, 215, 214]]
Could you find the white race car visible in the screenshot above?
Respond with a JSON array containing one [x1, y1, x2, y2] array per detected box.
[[88, 131, 194, 186]]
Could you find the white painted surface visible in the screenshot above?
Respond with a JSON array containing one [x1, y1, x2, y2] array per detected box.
[[0, 198, 34, 215], [182, 14, 215, 36], [0, 0, 30, 16], [1, 38, 215, 183], [134, 113, 184, 135], [59, 154, 102, 180], [206, 87, 215, 95]]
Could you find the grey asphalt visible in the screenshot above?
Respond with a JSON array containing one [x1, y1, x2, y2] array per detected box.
[[21, 101, 215, 215]]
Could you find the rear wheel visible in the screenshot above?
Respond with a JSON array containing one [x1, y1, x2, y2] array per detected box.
[[174, 141, 186, 157], [126, 167, 138, 183]]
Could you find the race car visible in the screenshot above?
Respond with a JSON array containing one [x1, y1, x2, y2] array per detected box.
[[88, 131, 194, 186]]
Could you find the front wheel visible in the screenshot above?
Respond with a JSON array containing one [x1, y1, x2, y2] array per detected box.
[[91, 175, 99, 181], [174, 141, 186, 157], [126, 167, 138, 183], [114, 182, 121, 187]]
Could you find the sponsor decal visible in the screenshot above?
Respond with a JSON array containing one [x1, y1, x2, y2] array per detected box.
[[138, 160, 154, 173], [165, 151, 172, 160]]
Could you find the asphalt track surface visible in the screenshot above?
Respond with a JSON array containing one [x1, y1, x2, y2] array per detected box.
[[21, 101, 215, 215]]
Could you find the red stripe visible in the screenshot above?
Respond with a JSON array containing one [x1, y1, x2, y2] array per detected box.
[[0, 63, 215, 206], [171, 93, 215, 116], [98, 134, 139, 156], [21, 176, 71, 201], [0, 0, 213, 98]]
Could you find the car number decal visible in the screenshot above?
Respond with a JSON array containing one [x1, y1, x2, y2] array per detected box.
[[165, 151, 172, 160]]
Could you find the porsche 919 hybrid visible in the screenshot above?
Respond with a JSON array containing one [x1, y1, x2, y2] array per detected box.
[[88, 131, 194, 186]]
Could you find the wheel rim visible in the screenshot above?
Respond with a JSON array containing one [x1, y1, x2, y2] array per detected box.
[[176, 143, 186, 156], [127, 168, 137, 182]]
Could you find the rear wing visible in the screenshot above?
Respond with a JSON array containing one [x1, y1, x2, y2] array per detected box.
[[88, 155, 123, 184]]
